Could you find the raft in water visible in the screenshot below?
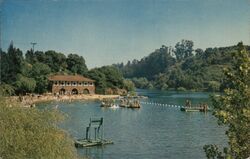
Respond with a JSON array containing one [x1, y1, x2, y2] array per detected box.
[[75, 139, 113, 147], [75, 117, 113, 148], [180, 107, 210, 112]]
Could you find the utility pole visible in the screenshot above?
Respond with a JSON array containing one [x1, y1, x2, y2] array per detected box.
[[0, 7, 2, 85], [30, 42, 37, 52]]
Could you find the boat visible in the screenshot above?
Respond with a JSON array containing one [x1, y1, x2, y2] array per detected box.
[[110, 104, 119, 109], [100, 102, 111, 107], [100, 98, 115, 107], [119, 98, 141, 108], [75, 117, 113, 147], [119, 99, 129, 107], [128, 100, 141, 108]]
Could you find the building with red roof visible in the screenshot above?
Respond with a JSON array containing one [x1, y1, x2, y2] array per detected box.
[[48, 75, 95, 95]]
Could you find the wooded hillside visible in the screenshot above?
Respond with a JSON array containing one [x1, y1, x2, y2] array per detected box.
[[114, 40, 250, 91]]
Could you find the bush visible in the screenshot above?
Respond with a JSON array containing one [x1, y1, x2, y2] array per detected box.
[[0, 99, 78, 159], [207, 81, 221, 92], [0, 84, 15, 96], [177, 87, 186, 91]]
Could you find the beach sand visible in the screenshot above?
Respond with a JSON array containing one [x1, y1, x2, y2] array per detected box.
[[9, 94, 120, 107]]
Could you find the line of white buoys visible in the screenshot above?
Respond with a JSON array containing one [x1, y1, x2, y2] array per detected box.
[[140, 101, 184, 108]]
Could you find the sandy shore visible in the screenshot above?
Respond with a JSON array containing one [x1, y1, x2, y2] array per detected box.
[[9, 94, 120, 107]]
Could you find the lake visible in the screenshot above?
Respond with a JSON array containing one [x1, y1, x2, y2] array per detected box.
[[39, 89, 227, 159]]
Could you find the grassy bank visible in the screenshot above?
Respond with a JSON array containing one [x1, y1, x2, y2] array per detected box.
[[0, 98, 81, 159]]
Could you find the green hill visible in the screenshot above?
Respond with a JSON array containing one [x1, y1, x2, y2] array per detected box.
[[114, 40, 250, 92]]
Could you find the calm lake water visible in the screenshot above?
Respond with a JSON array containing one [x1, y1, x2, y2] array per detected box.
[[40, 89, 227, 159]]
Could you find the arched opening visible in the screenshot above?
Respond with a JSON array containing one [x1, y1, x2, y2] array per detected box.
[[83, 89, 90, 94], [72, 88, 78, 95], [59, 88, 66, 95]]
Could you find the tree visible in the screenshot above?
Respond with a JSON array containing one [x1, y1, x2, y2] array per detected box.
[[66, 54, 88, 75], [123, 79, 135, 92], [0, 51, 9, 83], [153, 73, 169, 90], [0, 84, 15, 96], [174, 39, 194, 61], [1, 43, 24, 84], [131, 77, 153, 89], [207, 81, 221, 92], [119, 45, 175, 80], [87, 66, 133, 94], [25, 49, 36, 64], [100, 66, 124, 89], [195, 48, 204, 57], [29, 63, 51, 93], [44, 50, 67, 72], [204, 42, 250, 159], [87, 69, 107, 94], [34, 51, 46, 63], [15, 74, 36, 95]]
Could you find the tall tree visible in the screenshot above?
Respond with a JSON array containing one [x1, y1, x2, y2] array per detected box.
[[25, 49, 36, 64], [66, 54, 88, 75], [174, 39, 194, 61], [87, 69, 107, 94], [44, 51, 67, 72], [0, 50, 9, 83], [29, 62, 51, 94], [100, 66, 124, 88], [204, 42, 250, 159], [1, 42, 24, 84]]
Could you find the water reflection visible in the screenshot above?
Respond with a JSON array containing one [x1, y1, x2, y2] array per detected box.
[[39, 90, 226, 159], [80, 147, 104, 159]]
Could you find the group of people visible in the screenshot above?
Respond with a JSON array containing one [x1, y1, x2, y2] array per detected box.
[[185, 99, 209, 112], [185, 100, 192, 107], [18, 94, 36, 108], [199, 103, 209, 112]]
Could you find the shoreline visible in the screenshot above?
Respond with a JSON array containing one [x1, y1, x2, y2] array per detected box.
[[9, 94, 120, 107]]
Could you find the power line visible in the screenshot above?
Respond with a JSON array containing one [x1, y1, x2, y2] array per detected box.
[[30, 42, 37, 52]]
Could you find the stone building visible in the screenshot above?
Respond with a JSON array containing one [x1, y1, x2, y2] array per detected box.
[[48, 75, 95, 95]]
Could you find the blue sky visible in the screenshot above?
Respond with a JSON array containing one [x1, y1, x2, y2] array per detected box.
[[1, 0, 249, 68]]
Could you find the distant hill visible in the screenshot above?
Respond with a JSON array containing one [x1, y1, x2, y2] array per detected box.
[[114, 40, 250, 92]]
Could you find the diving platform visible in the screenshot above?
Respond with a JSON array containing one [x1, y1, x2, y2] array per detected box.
[[75, 117, 113, 148]]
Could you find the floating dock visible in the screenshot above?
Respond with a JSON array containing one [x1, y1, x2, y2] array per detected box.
[[75, 139, 113, 147], [180, 100, 210, 112], [180, 107, 210, 112], [75, 117, 113, 148]]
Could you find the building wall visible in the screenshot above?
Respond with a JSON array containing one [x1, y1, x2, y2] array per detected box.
[[52, 84, 95, 95]]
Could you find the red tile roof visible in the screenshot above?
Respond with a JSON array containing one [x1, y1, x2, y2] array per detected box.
[[48, 75, 95, 82]]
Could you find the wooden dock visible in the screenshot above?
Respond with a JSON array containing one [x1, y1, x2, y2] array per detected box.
[[180, 106, 210, 112], [75, 139, 113, 147]]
